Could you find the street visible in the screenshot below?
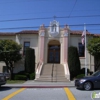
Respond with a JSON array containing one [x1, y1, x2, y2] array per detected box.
[[0, 87, 100, 100]]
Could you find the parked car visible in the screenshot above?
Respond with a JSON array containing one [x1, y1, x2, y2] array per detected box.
[[75, 70, 100, 90], [0, 73, 6, 87]]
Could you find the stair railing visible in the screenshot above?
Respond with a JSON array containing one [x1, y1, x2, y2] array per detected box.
[[55, 64, 57, 82], [51, 63, 54, 82]]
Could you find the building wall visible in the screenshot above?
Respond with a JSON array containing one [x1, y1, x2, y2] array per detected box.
[[0, 35, 16, 41], [0, 61, 6, 73], [16, 34, 39, 63], [0, 30, 95, 73], [70, 34, 94, 72], [0, 34, 39, 73], [42, 28, 66, 64]]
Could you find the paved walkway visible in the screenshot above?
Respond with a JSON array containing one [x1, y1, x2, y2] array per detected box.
[[2, 80, 75, 88]]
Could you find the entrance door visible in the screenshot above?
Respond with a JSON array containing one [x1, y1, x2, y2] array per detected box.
[[48, 45, 60, 63]]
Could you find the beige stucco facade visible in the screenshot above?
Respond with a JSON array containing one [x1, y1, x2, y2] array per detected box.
[[0, 20, 96, 79], [69, 34, 94, 72]]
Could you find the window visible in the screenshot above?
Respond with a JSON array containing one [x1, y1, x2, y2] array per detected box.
[[23, 42, 30, 55], [78, 43, 85, 57]]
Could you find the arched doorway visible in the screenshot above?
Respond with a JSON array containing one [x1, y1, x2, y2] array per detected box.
[[48, 40, 60, 63]]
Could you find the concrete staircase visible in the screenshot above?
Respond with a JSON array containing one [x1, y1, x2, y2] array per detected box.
[[35, 64, 69, 82]]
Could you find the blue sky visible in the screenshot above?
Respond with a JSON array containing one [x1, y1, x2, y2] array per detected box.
[[0, 0, 100, 34]]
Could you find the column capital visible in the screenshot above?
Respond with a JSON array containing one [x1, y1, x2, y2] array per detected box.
[[39, 24, 45, 36], [40, 31, 45, 36], [64, 32, 68, 37], [63, 25, 69, 37], [40, 24, 45, 30], [63, 24, 70, 30]]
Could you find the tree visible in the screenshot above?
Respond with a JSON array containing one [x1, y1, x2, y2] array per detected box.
[[68, 46, 81, 80], [0, 40, 22, 79], [87, 37, 100, 71], [25, 48, 35, 73]]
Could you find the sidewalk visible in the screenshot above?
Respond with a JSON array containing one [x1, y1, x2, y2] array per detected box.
[[2, 81, 75, 88]]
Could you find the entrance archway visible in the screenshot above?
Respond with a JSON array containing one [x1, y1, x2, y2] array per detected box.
[[48, 40, 60, 63]]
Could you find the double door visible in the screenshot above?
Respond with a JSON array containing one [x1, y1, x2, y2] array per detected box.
[[48, 45, 60, 63]]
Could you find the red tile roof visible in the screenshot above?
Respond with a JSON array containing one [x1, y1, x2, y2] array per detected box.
[[0, 30, 99, 37], [0, 30, 38, 36], [0, 32, 16, 36], [16, 30, 38, 34], [93, 34, 100, 37], [70, 30, 92, 35]]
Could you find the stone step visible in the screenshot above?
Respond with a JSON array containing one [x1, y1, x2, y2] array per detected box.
[[35, 79, 69, 82], [36, 64, 69, 82]]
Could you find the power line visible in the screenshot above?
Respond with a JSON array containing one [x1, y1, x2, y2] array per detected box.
[[0, 24, 100, 30], [69, 0, 77, 17], [0, 15, 100, 23]]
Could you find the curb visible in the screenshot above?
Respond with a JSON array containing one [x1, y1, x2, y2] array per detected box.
[[2, 85, 75, 88]]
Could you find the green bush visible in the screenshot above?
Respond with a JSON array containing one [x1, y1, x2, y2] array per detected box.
[[16, 71, 30, 80], [25, 48, 35, 73], [30, 73, 35, 80], [15, 71, 35, 80], [80, 68, 90, 74], [68, 46, 81, 80], [76, 74, 85, 79], [14, 75, 27, 80]]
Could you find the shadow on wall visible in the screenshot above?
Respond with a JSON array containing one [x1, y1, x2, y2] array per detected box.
[[0, 61, 6, 73], [13, 59, 25, 73]]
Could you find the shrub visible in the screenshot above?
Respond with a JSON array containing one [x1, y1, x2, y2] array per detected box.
[[14, 75, 27, 80], [76, 74, 85, 79], [80, 68, 90, 74], [68, 46, 81, 80], [25, 48, 35, 73], [15, 71, 36, 80], [26, 73, 30, 80], [16, 71, 30, 80], [30, 73, 35, 80]]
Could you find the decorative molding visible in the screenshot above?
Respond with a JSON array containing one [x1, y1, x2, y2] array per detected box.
[[49, 20, 59, 37], [64, 24, 70, 30], [40, 32, 45, 36], [40, 24, 45, 30], [50, 32, 59, 37], [39, 24, 45, 37], [64, 32, 68, 37]]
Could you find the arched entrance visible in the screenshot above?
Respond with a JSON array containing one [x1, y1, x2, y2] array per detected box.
[[48, 40, 60, 63]]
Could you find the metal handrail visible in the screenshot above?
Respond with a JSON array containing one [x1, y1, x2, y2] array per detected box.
[[51, 63, 54, 82], [55, 64, 57, 82]]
